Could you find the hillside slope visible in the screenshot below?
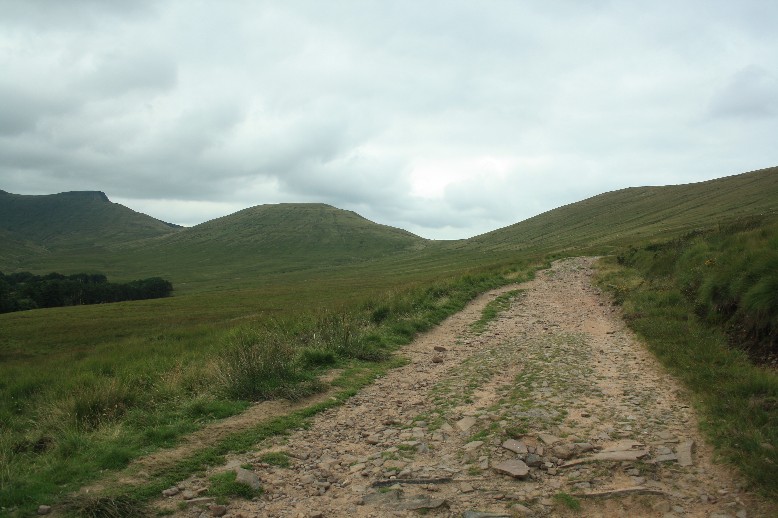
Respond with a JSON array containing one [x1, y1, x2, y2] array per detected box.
[[107, 203, 429, 287], [162, 203, 425, 255], [0, 190, 180, 248], [463, 166, 778, 253], [2, 166, 776, 288]]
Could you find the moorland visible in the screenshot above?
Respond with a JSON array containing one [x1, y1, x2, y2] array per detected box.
[[0, 166, 776, 516]]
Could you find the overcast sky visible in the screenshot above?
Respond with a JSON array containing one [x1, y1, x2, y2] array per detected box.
[[1, 1, 777, 239]]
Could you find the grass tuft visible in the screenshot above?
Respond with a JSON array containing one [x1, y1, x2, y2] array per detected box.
[[208, 471, 262, 504], [63, 493, 150, 518], [553, 491, 581, 511]]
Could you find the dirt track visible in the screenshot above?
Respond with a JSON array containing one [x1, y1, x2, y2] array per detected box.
[[157, 258, 775, 518]]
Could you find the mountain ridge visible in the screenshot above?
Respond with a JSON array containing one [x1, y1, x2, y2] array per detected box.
[[1, 165, 776, 286]]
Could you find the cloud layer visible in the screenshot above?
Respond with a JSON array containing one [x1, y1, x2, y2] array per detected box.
[[2, 1, 777, 238]]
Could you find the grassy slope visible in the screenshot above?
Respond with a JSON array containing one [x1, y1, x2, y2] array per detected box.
[[596, 222, 778, 496], [104, 203, 430, 291], [465, 166, 778, 254], [0, 190, 181, 271], [0, 190, 179, 246], [1, 166, 777, 512]]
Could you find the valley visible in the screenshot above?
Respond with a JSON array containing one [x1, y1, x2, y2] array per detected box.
[[148, 258, 776, 518], [0, 167, 776, 516]]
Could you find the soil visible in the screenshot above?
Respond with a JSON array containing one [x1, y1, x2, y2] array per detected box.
[[150, 257, 776, 518]]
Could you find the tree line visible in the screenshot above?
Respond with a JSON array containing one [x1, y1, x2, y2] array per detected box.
[[0, 271, 173, 313]]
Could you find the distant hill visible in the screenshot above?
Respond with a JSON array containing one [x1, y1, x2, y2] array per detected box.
[[463, 166, 778, 254], [163, 202, 425, 255], [113, 203, 429, 283], [1, 166, 776, 288], [0, 190, 180, 248]]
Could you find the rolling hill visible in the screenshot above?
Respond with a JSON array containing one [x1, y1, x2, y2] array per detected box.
[[1, 166, 776, 287], [463, 166, 778, 254], [0, 190, 181, 246], [0, 190, 181, 269]]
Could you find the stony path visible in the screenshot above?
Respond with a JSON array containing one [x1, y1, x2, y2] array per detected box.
[[156, 258, 775, 518]]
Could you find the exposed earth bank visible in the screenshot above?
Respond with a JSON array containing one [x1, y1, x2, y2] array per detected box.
[[157, 257, 775, 518]]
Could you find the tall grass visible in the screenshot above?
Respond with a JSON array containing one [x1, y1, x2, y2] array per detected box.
[[0, 260, 536, 515], [618, 220, 778, 361], [218, 325, 321, 401], [599, 220, 778, 497]]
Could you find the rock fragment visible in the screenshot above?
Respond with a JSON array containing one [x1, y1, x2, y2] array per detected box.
[[492, 459, 530, 478], [676, 439, 695, 467], [501, 439, 528, 454], [456, 417, 478, 432]]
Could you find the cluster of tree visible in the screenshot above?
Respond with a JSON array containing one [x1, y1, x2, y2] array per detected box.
[[0, 271, 173, 313]]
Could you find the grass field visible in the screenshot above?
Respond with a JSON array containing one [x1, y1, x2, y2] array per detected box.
[[1, 166, 777, 514], [0, 244, 537, 515]]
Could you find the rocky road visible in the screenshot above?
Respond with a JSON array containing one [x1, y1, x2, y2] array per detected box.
[[157, 258, 775, 518]]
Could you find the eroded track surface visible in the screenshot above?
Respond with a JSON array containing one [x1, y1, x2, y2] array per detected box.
[[158, 258, 775, 518]]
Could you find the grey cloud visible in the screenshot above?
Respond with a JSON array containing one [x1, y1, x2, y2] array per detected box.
[[0, 0, 155, 30], [1, 1, 778, 239], [0, 87, 69, 136], [78, 51, 178, 97], [708, 65, 778, 120]]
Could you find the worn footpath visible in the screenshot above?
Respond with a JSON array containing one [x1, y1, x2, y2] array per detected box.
[[156, 258, 776, 518]]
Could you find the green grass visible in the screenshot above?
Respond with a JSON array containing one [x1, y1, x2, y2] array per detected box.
[[0, 260, 535, 516], [257, 451, 291, 468], [596, 224, 778, 497], [208, 471, 262, 503], [2, 165, 777, 514], [554, 492, 581, 511], [470, 289, 525, 333]]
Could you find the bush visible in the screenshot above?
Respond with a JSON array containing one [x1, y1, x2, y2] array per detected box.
[[218, 326, 316, 401]]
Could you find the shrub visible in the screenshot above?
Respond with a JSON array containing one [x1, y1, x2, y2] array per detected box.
[[218, 326, 316, 401]]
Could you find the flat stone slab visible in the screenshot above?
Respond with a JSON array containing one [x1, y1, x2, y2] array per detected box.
[[652, 453, 678, 463], [562, 449, 649, 467], [602, 440, 645, 452], [502, 439, 528, 454], [676, 439, 695, 467], [363, 490, 447, 511], [492, 459, 530, 478], [456, 416, 478, 432], [463, 440, 484, 451], [538, 433, 562, 445]]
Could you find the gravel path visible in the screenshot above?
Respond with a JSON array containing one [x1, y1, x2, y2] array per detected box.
[[157, 258, 775, 518]]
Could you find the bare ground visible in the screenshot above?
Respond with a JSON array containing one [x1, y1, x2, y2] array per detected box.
[[153, 257, 776, 518]]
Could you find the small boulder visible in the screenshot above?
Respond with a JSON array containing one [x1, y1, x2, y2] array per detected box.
[[235, 467, 262, 491], [502, 439, 528, 454], [492, 459, 530, 479], [162, 487, 180, 497]]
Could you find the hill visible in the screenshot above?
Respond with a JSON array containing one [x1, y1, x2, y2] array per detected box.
[[106, 203, 429, 289], [0, 190, 181, 268], [1, 166, 776, 287], [463, 166, 778, 254], [156, 202, 425, 259]]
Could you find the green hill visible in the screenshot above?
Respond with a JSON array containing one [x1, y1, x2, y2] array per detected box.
[[463, 166, 778, 254], [107, 203, 429, 289], [156, 202, 426, 259], [2, 166, 776, 288], [0, 190, 180, 259]]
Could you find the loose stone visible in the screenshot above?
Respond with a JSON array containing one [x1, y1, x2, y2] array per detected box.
[[492, 459, 530, 479]]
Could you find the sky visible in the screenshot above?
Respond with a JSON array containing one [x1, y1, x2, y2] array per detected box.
[[1, 1, 777, 240]]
